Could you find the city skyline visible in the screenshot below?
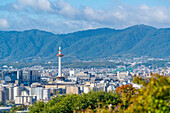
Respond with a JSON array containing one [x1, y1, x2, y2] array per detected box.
[[0, 0, 169, 112]]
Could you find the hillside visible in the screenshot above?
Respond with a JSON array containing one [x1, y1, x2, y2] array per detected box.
[[0, 25, 169, 62]]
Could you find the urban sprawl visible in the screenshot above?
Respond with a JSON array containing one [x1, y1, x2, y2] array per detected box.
[[0, 47, 169, 112]]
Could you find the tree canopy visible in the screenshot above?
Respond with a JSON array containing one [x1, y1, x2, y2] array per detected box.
[[29, 74, 170, 113], [125, 74, 170, 113], [29, 91, 121, 113]]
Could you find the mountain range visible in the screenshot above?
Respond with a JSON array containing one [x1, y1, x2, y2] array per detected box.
[[0, 24, 169, 62]]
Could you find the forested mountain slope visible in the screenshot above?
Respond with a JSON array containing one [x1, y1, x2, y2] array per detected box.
[[0, 25, 169, 62]]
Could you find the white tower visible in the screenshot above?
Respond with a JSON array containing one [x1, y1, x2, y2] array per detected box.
[[57, 46, 64, 76]]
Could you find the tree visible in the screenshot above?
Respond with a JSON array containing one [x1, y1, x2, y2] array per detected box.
[[29, 101, 46, 113], [125, 74, 170, 113], [10, 105, 27, 112], [0, 101, 5, 106], [116, 84, 136, 109], [29, 91, 121, 113]]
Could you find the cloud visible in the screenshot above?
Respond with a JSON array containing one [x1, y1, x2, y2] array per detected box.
[[13, 0, 53, 12], [0, 0, 170, 33], [0, 19, 9, 28], [52, 0, 80, 18], [49, 1, 170, 29]]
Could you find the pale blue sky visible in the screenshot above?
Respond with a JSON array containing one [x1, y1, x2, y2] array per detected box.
[[65, 0, 170, 8], [0, 0, 170, 33]]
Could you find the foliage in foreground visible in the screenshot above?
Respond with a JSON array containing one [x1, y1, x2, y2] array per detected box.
[[2, 105, 28, 113], [29, 74, 170, 113], [96, 74, 170, 113], [115, 84, 136, 109], [29, 91, 121, 113], [125, 74, 170, 113]]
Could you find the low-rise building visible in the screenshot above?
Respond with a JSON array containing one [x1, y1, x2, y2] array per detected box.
[[66, 86, 80, 94], [15, 96, 36, 105]]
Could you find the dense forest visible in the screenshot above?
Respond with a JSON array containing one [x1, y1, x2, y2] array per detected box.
[[0, 25, 169, 62]]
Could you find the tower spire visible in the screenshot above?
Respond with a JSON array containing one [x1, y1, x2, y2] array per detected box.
[[57, 46, 64, 76]]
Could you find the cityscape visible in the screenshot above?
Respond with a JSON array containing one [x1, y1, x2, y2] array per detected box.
[[0, 46, 169, 112], [0, 0, 170, 113]]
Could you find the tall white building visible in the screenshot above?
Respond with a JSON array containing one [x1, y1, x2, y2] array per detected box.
[[43, 89, 50, 100], [13, 86, 25, 100], [30, 87, 50, 101], [7, 86, 14, 100], [15, 96, 36, 105]]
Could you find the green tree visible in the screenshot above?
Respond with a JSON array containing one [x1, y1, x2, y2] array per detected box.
[[29, 101, 46, 113], [0, 101, 5, 106], [29, 91, 121, 113], [125, 74, 170, 113], [10, 105, 27, 113]]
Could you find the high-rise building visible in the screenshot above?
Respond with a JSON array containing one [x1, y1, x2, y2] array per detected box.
[[43, 89, 50, 100], [17, 70, 23, 85], [4, 86, 14, 101], [17, 70, 41, 86], [0, 88, 6, 104], [30, 87, 50, 101], [13, 86, 25, 100], [8, 87, 14, 100], [15, 96, 36, 105]]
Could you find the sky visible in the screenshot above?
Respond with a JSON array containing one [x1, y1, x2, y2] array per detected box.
[[0, 0, 170, 33]]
